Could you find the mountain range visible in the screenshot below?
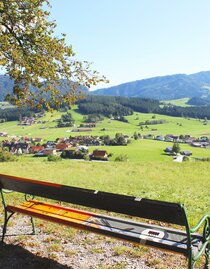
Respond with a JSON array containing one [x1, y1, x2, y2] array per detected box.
[[1, 71, 210, 102], [92, 71, 210, 101]]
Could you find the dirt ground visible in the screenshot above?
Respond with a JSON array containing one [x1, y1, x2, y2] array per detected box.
[[0, 214, 200, 269]]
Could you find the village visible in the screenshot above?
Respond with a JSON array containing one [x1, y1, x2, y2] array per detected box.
[[0, 127, 210, 162]]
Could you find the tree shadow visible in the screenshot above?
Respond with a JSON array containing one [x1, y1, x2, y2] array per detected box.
[[0, 243, 72, 269]]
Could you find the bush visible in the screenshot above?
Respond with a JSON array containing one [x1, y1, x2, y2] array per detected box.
[[83, 154, 90, 161], [183, 156, 190, 162], [61, 149, 86, 159], [0, 148, 16, 162], [47, 155, 62, 162], [115, 154, 128, 162]]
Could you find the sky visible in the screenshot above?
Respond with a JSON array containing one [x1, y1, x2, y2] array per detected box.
[[44, 1, 210, 89]]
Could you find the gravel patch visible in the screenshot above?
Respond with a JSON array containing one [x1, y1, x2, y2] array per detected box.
[[0, 215, 191, 269]]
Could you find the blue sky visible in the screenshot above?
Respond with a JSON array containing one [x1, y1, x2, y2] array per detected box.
[[51, 1, 210, 89]]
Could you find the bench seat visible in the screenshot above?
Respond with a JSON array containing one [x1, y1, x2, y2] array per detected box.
[[7, 200, 203, 256]]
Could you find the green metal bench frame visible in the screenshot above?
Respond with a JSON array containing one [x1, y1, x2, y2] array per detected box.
[[0, 174, 209, 269]]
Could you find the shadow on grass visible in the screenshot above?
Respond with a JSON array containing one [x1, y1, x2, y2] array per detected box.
[[0, 243, 72, 269]]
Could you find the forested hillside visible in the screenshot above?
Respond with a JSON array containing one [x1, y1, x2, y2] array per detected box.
[[93, 71, 210, 100], [2, 71, 210, 103], [78, 96, 210, 119]]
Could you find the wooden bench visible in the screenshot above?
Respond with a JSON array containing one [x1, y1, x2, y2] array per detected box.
[[0, 173, 209, 269]]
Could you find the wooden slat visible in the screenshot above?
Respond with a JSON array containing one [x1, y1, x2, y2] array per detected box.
[[6, 200, 199, 255]]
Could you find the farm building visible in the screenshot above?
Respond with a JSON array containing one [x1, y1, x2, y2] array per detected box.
[[0, 132, 8, 137], [72, 128, 93, 132], [90, 150, 108, 161]]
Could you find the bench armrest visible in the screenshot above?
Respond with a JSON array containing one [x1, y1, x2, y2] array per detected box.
[[192, 241, 209, 262], [2, 189, 14, 194], [190, 215, 209, 234]]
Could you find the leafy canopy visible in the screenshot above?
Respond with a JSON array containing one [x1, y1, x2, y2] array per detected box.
[[0, 0, 107, 109]]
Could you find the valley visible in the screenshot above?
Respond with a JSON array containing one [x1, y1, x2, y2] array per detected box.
[[0, 101, 209, 269]]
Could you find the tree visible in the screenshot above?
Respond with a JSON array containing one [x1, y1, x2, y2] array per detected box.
[[172, 142, 180, 154], [57, 112, 74, 127], [0, 0, 107, 109], [133, 131, 138, 140]]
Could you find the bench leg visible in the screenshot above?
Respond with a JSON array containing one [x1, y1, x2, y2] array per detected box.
[[204, 243, 209, 269], [1, 210, 14, 245], [30, 217, 36, 235], [188, 259, 195, 269]]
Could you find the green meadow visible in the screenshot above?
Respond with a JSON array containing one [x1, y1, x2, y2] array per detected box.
[[162, 98, 191, 107], [0, 106, 210, 140]]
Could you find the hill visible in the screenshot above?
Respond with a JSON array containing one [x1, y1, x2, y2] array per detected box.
[[0, 75, 88, 101], [2, 71, 210, 103], [0, 75, 13, 101], [92, 71, 210, 101]]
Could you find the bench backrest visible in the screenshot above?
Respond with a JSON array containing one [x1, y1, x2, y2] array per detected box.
[[0, 174, 188, 226]]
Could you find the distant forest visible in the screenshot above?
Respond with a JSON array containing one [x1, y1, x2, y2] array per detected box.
[[1, 95, 210, 122], [78, 96, 210, 119], [0, 107, 40, 122]]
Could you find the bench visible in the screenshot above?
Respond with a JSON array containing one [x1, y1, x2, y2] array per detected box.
[[0, 173, 209, 269]]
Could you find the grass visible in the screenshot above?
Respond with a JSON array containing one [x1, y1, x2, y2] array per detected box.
[[161, 98, 191, 107], [0, 106, 210, 141], [0, 160, 209, 227]]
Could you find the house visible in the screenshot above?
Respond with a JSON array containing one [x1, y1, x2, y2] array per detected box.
[[165, 134, 180, 141], [3, 141, 30, 154], [72, 128, 93, 132], [173, 155, 184, 163], [200, 142, 210, 148], [185, 137, 197, 144], [0, 132, 8, 137], [199, 136, 209, 142], [164, 147, 173, 153], [56, 143, 71, 152], [164, 136, 174, 142], [191, 142, 202, 147], [90, 150, 108, 161], [34, 148, 57, 157], [80, 123, 96, 128], [76, 145, 89, 152], [30, 145, 45, 154], [46, 141, 56, 147], [155, 135, 165, 141], [31, 137, 43, 143], [19, 117, 35, 126], [180, 150, 192, 156], [143, 134, 155, 139]]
